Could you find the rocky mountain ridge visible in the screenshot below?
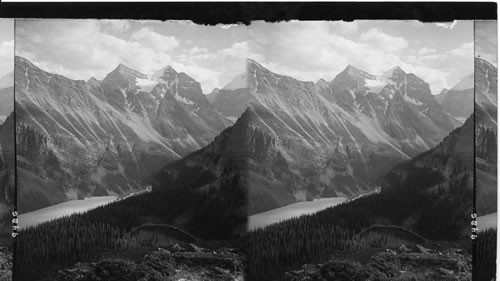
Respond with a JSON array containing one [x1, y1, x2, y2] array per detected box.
[[242, 59, 460, 213], [15, 56, 234, 213], [475, 57, 497, 216]]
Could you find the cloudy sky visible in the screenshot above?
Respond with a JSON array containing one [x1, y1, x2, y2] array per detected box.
[[249, 20, 474, 95], [475, 21, 497, 66], [16, 20, 247, 93], [0, 19, 14, 79]]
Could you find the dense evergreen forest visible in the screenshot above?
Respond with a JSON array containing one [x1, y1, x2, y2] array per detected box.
[[476, 125, 497, 163], [475, 228, 497, 281], [247, 173, 472, 281], [16, 173, 246, 281]]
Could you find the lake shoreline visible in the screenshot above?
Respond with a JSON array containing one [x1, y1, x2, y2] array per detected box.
[[248, 197, 346, 231]]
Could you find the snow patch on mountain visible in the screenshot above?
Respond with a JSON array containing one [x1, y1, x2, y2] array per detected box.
[[174, 91, 194, 105], [403, 95, 424, 106], [365, 79, 386, 94], [136, 77, 158, 93]]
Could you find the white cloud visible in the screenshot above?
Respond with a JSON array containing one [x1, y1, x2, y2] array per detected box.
[[449, 42, 473, 58], [103, 20, 131, 33], [249, 21, 472, 95], [16, 20, 247, 93], [218, 24, 240, 30], [360, 28, 408, 52], [249, 22, 406, 82], [435, 21, 458, 30], [176, 41, 247, 92], [0, 40, 13, 77], [130, 27, 179, 52], [417, 47, 437, 56], [331, 21, 359, 34]]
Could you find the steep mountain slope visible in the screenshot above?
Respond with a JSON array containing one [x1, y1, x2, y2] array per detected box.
[[0, 72, 13, 122], [208, 72, 251, 121], [384, 114, 473, 192], [248, 115, 474, 281], [383, 112, 473, 237], [435, 73, 474, 121], [15, 56, 232, 213], [475, 57, 497, 216], [206, 88, 220, 103], [0, 113, 14, 234], [0, 71, 14, 234], [154, 109, 251, 237], [245, 59, 459, 214]]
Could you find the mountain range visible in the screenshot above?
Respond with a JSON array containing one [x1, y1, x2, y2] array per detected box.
[[15, 56, 244, 213], [162, 59, 465, 214], [16, 55, 480, 217], [474, 57, 497, 216]]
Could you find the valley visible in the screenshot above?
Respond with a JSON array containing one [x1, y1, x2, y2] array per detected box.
[[246, 57, 478, 280], [244, 59, 462, 214], [15, 56, 241, 213]]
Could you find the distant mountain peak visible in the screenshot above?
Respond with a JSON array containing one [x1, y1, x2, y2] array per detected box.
[[151, 65, 178, 81], [163, 65, 177, 74], [338, 64, 376, 81], [345, 64, 360, 72], [379, 66, 407, 83], [108, 63, 146, 80], [451, 73, 473, 91], [438, 88, 449, 95], [222, 72, 247, 90], [383, 66, 405, 76], [0, 72, 13, 89], [114, 63, 132, 72]]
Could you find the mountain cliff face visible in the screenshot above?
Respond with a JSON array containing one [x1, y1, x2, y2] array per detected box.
[[15, 56, 233, 213], [0, 113, 14, 234], [0, 72, 13, 122], [244, 59, 459, 214], [435, 74, 474, 122], [475, 57, 497, 216], [208, 72, 251, 121], [382, 113, 473, 239], [154, 109, 251, 237], [0, 71, 14, 234], [384, 114, 473, 191]]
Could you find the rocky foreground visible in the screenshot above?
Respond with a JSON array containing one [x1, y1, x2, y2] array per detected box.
[[281, 245, 471, 281], [54, 243, 244, 281], [0, 247, 11, 281]]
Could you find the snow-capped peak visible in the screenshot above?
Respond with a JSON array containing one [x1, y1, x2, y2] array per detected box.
[[152, 65, 178, 81], [113, 63, 135, 74], [341, 64, 376, 80], [381, 66, 406, 80]]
